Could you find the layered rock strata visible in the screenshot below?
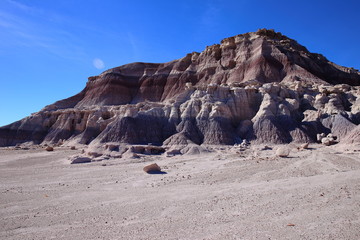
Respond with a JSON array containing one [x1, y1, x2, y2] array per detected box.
[[1, 29, 360, 147]]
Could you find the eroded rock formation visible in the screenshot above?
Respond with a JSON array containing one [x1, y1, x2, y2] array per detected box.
[[1, 29, 360, 147]]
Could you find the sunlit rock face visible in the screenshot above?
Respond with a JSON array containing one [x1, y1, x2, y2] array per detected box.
[[1, 29, 360, 147]]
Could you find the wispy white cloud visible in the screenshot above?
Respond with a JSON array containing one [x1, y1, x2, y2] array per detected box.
[[0, 0, 141, 68], [0, 1, 86, 60], [93, 58, 105, 69], [5, 0, 39, 13], [127, 32, 140, 60]]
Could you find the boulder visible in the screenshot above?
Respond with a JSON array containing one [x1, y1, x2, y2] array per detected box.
[[321, 137, 331, 146], [143, 163, 162, 174], [130, 146, 145, 154], [321, 136, 337, 146], [45, 146, 54, 151], [144, 145, 166, 155], [69, 156, 92, 164], [300, 142, 309, 149], [276, 146, 290, 157], [105, 144, 119, 151], [87, 151, 102, 158], [317, 133, 326, 142]]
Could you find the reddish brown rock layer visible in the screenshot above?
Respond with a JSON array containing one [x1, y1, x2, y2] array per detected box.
[[1, 29, 360, 147], [43, 29, 360, 111]]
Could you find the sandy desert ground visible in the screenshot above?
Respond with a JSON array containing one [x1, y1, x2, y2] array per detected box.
[[1, 143, 360, 240]]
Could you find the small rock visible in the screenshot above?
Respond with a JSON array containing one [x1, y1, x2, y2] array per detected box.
[[131, 146, 145, 154], [316, 134, 322, 142], [240, 139, 250, 148], [70, 146, 76, 150], [45, 146, 54, 152], [276, 146, 290, 157], [143, 163, 162, 174], [166, 149, 182, 156], [300, 143, 309, 149], [144, 146, 166, 155], [317, 133, 327, 142], [327, 133, 334, 138], [321, 137, 331, 146], [105, 144, 119, 151], [69, 156, 92, 164], [261, 145, 272, 150], [87, 151, 102, 158]]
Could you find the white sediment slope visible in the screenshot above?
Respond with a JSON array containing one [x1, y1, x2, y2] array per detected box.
[[1, 144, 360, 239]]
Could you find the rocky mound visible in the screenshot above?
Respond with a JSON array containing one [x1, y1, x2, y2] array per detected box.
[[1, 29, 360, 148], [342, 125, 360, 144]]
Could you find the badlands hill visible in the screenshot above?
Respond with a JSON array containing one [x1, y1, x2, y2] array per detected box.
[[1, 29, 360, 148]]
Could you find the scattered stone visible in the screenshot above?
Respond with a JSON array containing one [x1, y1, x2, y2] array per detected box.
[[105, 144, 119, 151], [276, 146, 290, 157], [327, 133, 334, 139], [14, 145, 30, 150], [131, 146, 145, 154], [322, 137, 337, 146], [317, 133, 326, 142], [69, 156, 92, 164], [166, 149, 182, 156], [143, 163, 162, 174], [321, 137, 331, 146], [300, 143, 309, 149], [145, 145, 166, 155], [318, 132, 337, 146], [70, 146, 76, 150], [317, 133, 337, 146], [45, 146, 54, 152], [92, 156, 108, 162], [240, 139, 250, 148], [87, 151, 102, 158], [261, 145, 272, 150], [129, 145, 166, 155]]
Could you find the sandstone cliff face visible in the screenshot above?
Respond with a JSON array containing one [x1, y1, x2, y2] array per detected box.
[[1, 29, 360, 147]]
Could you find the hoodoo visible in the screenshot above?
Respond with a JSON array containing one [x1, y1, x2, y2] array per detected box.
[[1, 29, 360, 147]]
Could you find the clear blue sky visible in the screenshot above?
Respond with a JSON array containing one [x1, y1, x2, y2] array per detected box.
[[1, 0, 359, 126]]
